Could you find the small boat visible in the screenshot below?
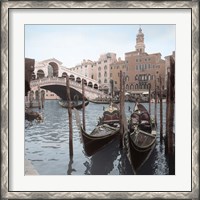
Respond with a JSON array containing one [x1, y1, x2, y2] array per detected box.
[[58, 100, 89, 110], [80, 124, 120, 156], [25, 108, 43, 122], [89, 98, 120, 104], [80, 102, 120, 156], [128, 103, 156, 172]]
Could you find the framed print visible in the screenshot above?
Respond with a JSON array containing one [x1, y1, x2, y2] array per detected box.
[[1, 0, 199, 199]]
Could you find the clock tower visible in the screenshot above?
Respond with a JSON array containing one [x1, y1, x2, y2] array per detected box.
[[135, 27, 145, 53]]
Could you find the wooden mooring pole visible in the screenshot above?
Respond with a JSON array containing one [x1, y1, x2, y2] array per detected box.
[[41, 92, 45, 109], [119, 71, 125, 148], [66, 75, 73, 158], [154, 80, 157, 125], [82, 79, 86, 131], [148, 84, 151, 115], [165, 71, 170, 154], [159, 76, 163, 142], [166, 56, 175, 174], [38, 85, 41, 109]]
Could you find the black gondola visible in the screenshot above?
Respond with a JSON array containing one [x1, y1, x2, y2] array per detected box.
[[128, 103, 156, 172], [80, 124, 119, 156], [58, 100, 89, 110], [89, 98, 120, 104], [80, 102, 120, 156]]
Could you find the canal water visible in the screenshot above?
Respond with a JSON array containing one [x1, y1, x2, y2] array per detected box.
[[25, 100, 171, 175]]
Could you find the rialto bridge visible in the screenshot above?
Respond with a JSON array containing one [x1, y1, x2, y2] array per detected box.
[[29, 58, 105, 100]]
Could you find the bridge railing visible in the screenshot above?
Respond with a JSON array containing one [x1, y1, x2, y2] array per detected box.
[[30, 77, 105, 96]]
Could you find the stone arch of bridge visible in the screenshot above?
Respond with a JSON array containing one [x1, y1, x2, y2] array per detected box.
[[37, 69, 45, 79], [48, 62, 59, 77], [40, 84, 83, 100]]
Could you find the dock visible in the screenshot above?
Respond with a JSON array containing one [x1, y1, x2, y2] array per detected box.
[[25, 159, 39, 175]]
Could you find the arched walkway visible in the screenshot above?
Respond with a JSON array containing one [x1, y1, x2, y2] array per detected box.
[[37, 70, 45, 79], [88, 82, 93, 88], [49, 62, 58, 77], [69, 74, 75, 81], [76, 77, 81, 83], [62, 72, 67, 78]]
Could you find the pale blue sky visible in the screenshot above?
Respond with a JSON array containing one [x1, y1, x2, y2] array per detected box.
[[25, 24, 175, 67]]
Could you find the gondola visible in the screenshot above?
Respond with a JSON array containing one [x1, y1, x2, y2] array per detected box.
[[80, 124, 120, 156], [89, 98, 120, 104], [98, 102, 120, 127], [128, 103, 156, 172], [80, 102, 120, 156], [58, 100, 89, 110]]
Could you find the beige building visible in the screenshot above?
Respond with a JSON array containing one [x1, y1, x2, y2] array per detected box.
[[124, 28, 166, 92], [96, 53, 117, 94], [70, 59, 95, 80], [110, 58, 126, 93]]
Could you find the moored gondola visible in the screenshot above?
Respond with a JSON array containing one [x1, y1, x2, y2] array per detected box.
[[89, 98, 120, 104], [80, 124, 120, 156], [128, 103, 156, 172], [80, 102, 120, 156], [58, 100, 89, 110]]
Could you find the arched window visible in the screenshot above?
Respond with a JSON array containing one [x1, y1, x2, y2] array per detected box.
[[98, 72, 101, 78], [88, 82, 93, 88], [104, 72, 107, 77], [135, 84, 138, 89], [130, 84, 134, 90], [98, 80, 101, 84], [126, 84, 129, 90], [76, 77, 81, 83], [94, 84, 98, 89], [37, 70, 45, 79], [104, 65, 107, 70], [98, 67, 101, 71], [62, 72, 67, 78], [104, 79, 107, 83], [69, 75, 75, 81]]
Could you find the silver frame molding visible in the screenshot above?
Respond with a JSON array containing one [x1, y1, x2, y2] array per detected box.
[[1, 1, 199, 199]]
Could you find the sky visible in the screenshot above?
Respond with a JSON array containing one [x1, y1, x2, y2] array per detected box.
[[25, 24, 175, 68]]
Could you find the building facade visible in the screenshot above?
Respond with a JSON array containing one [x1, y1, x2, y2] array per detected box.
[[124, 28, 166, 92], [110, 58, 126, 93], [96, 53, 117, 94]]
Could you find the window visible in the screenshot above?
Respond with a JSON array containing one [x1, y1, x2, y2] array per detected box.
[[98, 80, 101, 84], [110, 73, 112, 77], [136, 59, 138, 62], [104, 60, 107, 63], [115, 81, 117, 84], [98, 67, 101, 71], [136, 65, 138, 70], [98, 72, 101, 77], [104, 72, 107, 77], [104, 79, 107, 83], [104, 65, 107, 70]]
